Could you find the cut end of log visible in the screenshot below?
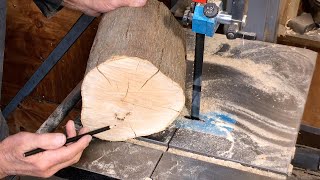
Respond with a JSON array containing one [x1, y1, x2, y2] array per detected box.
[[81, 56, 185, 141]]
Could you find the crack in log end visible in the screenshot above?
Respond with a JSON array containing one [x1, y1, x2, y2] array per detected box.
[[139, 69, 160, 90], [135, 60, 140, 72], [122, 100, 159, 112], [128, 121, 137, 137], [122, 82, 130, 100], [122, 99, 182, 114], [96, 67, 112, 86], [125, 20, 131, 39], [160, 106, 181, 113]]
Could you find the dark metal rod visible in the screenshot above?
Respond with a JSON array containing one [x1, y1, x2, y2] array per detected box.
[[3, 14, 95, 119], [0, 0, 6, 98], [0, 0, 9, 140], [24, 126, 110, 157], [36, 81, 82, 134], [231, 0, 245, 20], [191, 33, 205, 120], [300, 124, 320, 136]]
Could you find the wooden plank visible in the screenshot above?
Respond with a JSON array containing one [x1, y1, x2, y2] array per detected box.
[[2, 0, 99, 106], [278, 28, 320, 51], [302, 54, 320, 128], [278, 0, 301, 27]]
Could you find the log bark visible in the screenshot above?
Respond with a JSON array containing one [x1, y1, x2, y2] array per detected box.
[[81, 0, 186, 141]]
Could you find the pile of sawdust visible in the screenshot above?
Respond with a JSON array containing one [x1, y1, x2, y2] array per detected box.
[[203, 55, 303, 103]]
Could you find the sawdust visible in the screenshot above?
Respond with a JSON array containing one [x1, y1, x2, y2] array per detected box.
[[168, 148, 287, 179], [192, 97, 296, 172], [182, 33, 314, 175], [198, 96, 296, 145], [203, 55, 304, 104], [127, 139, 167, 151]]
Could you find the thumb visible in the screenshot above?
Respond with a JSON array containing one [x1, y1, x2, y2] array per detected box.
[[125, 0, 147, 7], [133, 0, 147, 7], [20, 133, 66, 151]]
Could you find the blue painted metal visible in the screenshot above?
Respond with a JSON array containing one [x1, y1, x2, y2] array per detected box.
[[176, 112, 236, 137], [3, 14, 95, 119], [192, 4, 218, 37]]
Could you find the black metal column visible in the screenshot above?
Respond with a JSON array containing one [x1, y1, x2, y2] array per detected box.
[[191, 33, 205, 120], [0, 0, 9, 141]]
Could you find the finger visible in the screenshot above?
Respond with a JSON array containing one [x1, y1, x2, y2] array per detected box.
[[43, 135, 92, 166], [83, 9, 101, 17], [79, 126, 89, 135], [63, 1, 101, 16], [66, 120, 76, 138], [46, 151, 83, 177], [115, 0, 147, 8], [19, 132, 66, 152], [127, 0, 148, 7]]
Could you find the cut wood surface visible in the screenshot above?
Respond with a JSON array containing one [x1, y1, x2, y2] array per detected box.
[[81, 0, 186, 141]]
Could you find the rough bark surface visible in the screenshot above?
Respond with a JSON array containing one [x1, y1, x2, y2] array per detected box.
[[81, 0, 186, 141]]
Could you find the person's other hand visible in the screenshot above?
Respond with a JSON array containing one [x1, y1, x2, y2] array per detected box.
[[63, 0, 148, 16], [0, 120, 92, 178]]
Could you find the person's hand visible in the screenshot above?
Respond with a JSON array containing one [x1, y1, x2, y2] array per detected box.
[[0, 120, 92, 178], [63, 0, 148, 16]]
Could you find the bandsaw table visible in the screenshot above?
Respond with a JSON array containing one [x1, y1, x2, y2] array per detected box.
[[69, 32, 317, 180]]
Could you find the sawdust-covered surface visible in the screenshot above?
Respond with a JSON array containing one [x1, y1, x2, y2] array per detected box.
[[170, 31, 318, 175], [74, 32, 317, 179], [74, 140, 163, 179]]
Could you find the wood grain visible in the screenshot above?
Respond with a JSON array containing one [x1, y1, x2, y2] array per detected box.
[[6, 97, 80, 134], [81, 0, 186, 141], [278, 0, 301, 27], [2, 0, 99, 106], [302, 54, 320, 128]]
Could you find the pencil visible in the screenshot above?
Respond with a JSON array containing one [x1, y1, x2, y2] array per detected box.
[[24, 126, 110, 157]]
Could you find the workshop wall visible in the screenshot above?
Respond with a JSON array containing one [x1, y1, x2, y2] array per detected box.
[[3, 0, 98, 105]]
